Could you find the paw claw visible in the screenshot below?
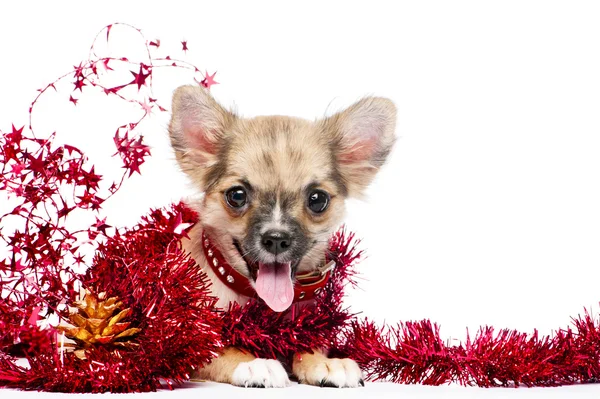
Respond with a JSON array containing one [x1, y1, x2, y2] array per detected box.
[[359, 379, 365, 387], [319, 380, 339, 388], [247, 383, 265, 388]]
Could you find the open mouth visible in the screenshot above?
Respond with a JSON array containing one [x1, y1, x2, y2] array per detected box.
[[233, 239, 296, 312]]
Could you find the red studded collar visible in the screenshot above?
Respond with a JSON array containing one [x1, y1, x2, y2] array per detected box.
[[201, 231, 334, 304]]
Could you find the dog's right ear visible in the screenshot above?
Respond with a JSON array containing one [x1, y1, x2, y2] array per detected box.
[[321, 96, 397, 198], [168, 85, 236, 189]]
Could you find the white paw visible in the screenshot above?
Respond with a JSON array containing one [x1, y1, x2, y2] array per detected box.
[[301, 358, 364, 388], [232, 358, 291, 388]]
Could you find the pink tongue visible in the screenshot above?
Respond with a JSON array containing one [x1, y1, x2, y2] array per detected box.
[[255, 262, 294, 312]]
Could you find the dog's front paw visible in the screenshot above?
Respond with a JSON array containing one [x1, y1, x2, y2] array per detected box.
[[231, 358, 291, 388], [294, 354, 364, 388]]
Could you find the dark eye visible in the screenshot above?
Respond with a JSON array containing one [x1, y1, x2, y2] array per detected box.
[[307, 190, 330, 214], [225, 186, 247, 208]]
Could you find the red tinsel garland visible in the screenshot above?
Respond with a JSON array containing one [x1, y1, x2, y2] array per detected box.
[[0, 203, 223, 392], [2, 22, 600, 393], [335, 314, 600, 387]]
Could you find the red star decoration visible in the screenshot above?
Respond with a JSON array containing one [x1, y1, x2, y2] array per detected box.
[[130, 64, 151, 90], [149, 39, 160, 48], [199, 70, 219, 89], [73, 62, 84, 79], [139, 99, 153, 114], [89, 196, 105, 211], [93, 217, 111, 235], [76, 192, 95, 207], [9, 162, 25, 175], [73, 78, 86, 92], [28, 153, 45, 174], [82, 166, 101, 190], [57, 205, 75, 219], [181, 40, 189, 52], [7, 125, 24, 142], [113, 129, 151, 176], [11, 257, 26, 272], [170, 211, 193, 238], [69, 95, 78, 105], [73, 254, 85, 266]]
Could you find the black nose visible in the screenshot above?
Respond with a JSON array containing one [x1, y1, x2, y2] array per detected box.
[[261, 230, 292, 255]]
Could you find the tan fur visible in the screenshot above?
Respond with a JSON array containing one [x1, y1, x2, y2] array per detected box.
[[193, 347, 255, 383], [293, 350, 363, 388], [170, 85, 396, 388]]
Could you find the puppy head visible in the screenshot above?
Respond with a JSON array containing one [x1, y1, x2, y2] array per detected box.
[[169, 85, 396, 311]]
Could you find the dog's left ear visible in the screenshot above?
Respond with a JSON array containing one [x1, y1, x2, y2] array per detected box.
[[322, 97, 397, 197], [168, 85, 236, 191]]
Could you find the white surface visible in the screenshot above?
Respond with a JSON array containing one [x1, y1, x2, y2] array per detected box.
[[2, 0, 600, 397], [3, 382, 600, 399], [2, 355, 600, 396]]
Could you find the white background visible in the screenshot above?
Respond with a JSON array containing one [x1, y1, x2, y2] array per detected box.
[[2, 1, 600, 397]]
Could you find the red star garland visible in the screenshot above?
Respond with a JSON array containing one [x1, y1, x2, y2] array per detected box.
[[130, 64, 151, 90], [0, 23, 217, 392], [113, 127, 151, 176], [73, 78, 86, 92], [6, 125, 24, 142]]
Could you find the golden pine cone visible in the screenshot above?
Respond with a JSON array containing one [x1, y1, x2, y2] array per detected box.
[[57, 289, 141, 359]]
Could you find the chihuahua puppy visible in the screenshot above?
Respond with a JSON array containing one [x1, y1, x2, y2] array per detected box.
[[169, 85, 396, 388]]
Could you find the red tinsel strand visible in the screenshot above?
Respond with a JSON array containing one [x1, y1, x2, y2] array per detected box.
[[0, 352, 27, 385], [337, 310, 600, 387], [77, 203, 223, 392], [1, 347, 193, 393], [0, 203, 223, 392]]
